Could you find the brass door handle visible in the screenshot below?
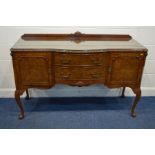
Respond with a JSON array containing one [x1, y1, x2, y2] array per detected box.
[[48, 68, 52, 74], [108, 66, 112, 73]]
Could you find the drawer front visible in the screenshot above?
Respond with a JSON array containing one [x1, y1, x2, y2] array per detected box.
[[55, 66, 105, 81], [54, 53, 108, 66]]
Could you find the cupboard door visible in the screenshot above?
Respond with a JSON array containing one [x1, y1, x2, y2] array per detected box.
[[107, 52, 145, 86], [13, 52, 53, 87]]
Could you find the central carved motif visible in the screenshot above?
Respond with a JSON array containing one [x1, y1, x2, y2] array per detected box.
[[70, 31, 84, 43]]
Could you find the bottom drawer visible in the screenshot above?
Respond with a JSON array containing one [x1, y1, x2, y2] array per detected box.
[[55, 66, 105, 81]]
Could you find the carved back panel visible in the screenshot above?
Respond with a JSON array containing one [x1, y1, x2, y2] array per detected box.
[[21, 31, 132, 43]]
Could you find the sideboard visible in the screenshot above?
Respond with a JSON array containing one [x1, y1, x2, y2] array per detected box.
[[10, 32, 148, 119]]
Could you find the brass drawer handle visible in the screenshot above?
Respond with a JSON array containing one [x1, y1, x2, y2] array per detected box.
[[61, 59, 71, 65], [60, 73, 71, 79], [62, 76, 70, 79], [90, 73, 101, 79], [92, 60, 102, 66]]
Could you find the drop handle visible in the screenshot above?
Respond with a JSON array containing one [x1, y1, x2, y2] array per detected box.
[[62, 76, 69, 79], [90, 73, 100, 78], [92, 60, 102, 66], [61, 59, 71, 65], [61, 73, 71, 79]]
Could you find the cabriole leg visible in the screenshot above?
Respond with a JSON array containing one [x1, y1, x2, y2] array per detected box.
[[15, 90, 24, 119], [121, 87, 125, 98], [131, 88, 141, 117]]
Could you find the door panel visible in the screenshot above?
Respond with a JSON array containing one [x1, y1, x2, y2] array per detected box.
[[13, 52, 53, 87], [108, 52, 144, 86]]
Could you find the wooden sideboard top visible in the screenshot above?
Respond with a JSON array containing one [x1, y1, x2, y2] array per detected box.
[[11, 32, 147, 52]]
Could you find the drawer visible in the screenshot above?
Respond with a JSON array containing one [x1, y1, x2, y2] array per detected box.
[[54, 53, 108, 66], [55, 66, 105, 80]]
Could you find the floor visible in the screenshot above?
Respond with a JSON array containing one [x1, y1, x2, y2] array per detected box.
[[0, 97, 155, 129]]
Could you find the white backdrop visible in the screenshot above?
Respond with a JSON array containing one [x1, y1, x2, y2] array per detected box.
[[0, 26, 155, 97]]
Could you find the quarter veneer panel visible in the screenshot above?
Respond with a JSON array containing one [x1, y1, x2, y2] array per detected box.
[[107, 52, 145, 87]]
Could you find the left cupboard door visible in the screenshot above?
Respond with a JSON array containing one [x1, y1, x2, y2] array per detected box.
[[12, 52, 54, 88]]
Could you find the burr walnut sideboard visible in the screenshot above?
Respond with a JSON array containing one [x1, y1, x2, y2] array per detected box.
[[10, 32, 148, 119]]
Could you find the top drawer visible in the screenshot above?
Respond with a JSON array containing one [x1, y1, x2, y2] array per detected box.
[[54, 53, 109, 66]]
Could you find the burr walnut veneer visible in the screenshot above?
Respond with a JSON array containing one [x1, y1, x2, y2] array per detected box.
[[11, 32, 148, 119]]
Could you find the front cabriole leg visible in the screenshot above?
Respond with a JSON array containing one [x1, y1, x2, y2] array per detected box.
[[15, 90, 25, 119], [131, 88, 141, 117]]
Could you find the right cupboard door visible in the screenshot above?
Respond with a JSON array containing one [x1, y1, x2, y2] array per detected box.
[[107, 52, 146, 87]]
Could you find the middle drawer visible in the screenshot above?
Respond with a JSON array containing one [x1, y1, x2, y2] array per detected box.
[[54, 53, 108, 66]]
